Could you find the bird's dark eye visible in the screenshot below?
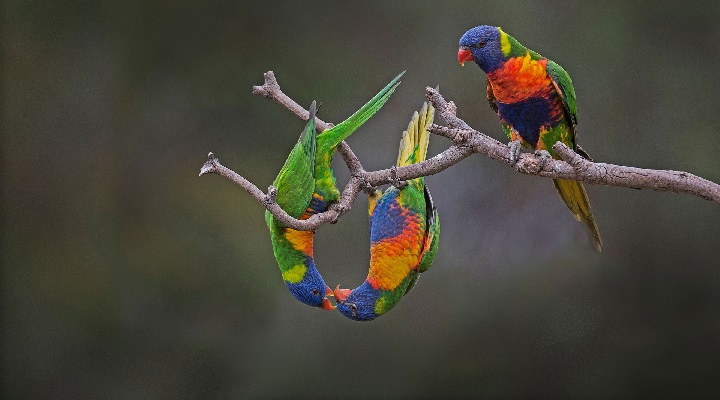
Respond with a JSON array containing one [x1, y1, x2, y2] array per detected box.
[[310, 288, 320, 296], [349, 303, 358, 316], [477, 41, 487, 48]]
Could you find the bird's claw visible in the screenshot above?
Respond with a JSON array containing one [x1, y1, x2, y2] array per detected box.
[[390, 166, 407, 189], [508, 140, 522, 166], [534, 149, 552, 172], [264, 186, 278, 206]]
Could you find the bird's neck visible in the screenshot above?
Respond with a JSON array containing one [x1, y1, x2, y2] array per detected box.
[[270, 220, 315, 282]]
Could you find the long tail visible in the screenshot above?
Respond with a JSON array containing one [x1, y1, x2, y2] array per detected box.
[[553, 179, 603, 252], [313, 72, 405, 207], [316, 71, 405, 157]]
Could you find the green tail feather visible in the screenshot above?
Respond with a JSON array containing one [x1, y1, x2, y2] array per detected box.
[[553, 178, 603, 252], [313, 72, 404, 202], [317, 71, 405, 156]]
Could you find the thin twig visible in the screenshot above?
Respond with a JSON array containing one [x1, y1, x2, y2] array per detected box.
[[252, 71, 333, 133], [200, 152, 348, 229]]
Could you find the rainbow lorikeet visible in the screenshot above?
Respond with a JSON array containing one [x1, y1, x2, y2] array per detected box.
[[334, 102, 440, 321], [266, 101, 334, 310], [458, 25, 602, 251], [266, 74, 404, 310]]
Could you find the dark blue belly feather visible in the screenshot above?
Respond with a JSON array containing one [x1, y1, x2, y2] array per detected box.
[[497, 97, 556, 146]]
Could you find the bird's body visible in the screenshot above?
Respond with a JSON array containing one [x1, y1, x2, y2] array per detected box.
[[266, 74, 404, 310], [335, 102, 440, 321], [266, 102, 334, 309], [458, 25, 602, 251]]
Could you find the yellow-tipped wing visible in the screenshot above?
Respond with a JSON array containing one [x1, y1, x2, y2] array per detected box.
[[396, 102, 434, 167]]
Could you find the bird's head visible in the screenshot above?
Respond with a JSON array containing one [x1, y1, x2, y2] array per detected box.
[[458, 25, 506, 73], [333, 282, 380, 321], [285, 262, 335, 310]]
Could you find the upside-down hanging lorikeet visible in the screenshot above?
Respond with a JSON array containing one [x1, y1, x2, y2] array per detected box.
[[266, 101, 334, 310], [266, 74, 404, 310], [334, 102, 440, 321], [458, 25, 602, 251]]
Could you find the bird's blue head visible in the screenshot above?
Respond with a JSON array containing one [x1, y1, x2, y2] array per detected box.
[[458, 25, 507, 73], [284, 259, 335, 310], [333, 282, 381, 321]]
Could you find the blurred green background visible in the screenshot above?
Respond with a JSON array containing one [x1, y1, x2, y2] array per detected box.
[[3, 0, 720, 398]]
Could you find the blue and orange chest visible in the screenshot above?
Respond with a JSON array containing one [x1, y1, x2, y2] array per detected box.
[[367, 196, 425, 291], [487, 54, 565, 144]]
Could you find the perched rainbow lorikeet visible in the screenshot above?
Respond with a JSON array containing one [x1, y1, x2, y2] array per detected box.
[[334, 102, 440, 321], [458, 25, 602, 251], [266, 74, 404, 310]]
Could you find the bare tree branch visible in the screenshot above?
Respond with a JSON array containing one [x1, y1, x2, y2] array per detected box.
[[425, 87, 720, 204], [200, 71, 720, 232], [252, 71, 335, 132]]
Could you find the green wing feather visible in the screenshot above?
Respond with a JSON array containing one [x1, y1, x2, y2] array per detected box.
[[314, 72, 404, 203], [546, 62, 603, 251], [546, 61, 578, 148], [403, 188, 439, 295], [416, 186, 439, 274], [265, 101, 317, 227]]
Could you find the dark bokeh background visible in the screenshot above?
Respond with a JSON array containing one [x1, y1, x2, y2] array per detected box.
[[4, 1, 720, 398]]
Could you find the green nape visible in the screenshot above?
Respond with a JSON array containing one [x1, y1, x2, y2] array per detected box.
[[268, 224, 309, 274], [498, 27, 542, 60]]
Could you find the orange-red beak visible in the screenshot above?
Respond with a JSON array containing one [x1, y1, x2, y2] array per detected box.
[[321, 286, 336, 310], [458, 48, 473, 66], [321, 298, 335, 310], [333, 285, 352, 302]]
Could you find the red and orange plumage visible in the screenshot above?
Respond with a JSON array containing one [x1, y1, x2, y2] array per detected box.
[[335, 102, 440, 321], [459, 25, 602, 251]]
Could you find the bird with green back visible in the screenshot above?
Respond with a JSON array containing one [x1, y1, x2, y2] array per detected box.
[[458, 25, 602, 251]]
